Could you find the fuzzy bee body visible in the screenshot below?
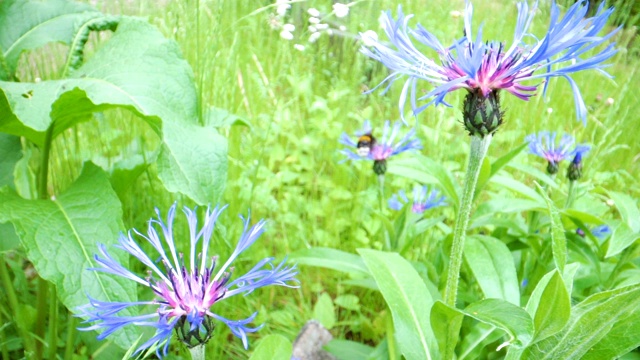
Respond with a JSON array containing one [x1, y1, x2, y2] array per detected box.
[[356, 134, 375, 157]]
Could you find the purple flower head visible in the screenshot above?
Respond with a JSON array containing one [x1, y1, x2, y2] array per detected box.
[[389, 185, 446, 214], [526, 131, 590, 174], [340, 120, 422, 162], [361, 1, 618, 123], [77, 204, 299, 358]]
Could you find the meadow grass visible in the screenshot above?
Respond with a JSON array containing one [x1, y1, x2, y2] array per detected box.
[[9, 0, 640, 358]]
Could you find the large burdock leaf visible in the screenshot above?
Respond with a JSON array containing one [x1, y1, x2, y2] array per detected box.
[[359, 249, 438, 360], [0, 17, 197, 145], [157, 121, 228, 205], [0, 16, 226, 204], [0, 163, 137, 349], [0, 0, 102, 79], [0, 133, 21, 252]]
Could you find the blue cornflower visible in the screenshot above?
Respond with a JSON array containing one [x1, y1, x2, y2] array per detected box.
[[340, 120, 421, 175], [360, 1, 618, 123], [567, 144, 590, 181], [526, 131, 590, 175], [577, 224, 611, 239], [389, 185, 446, 214], [77, 204, 299, 358]]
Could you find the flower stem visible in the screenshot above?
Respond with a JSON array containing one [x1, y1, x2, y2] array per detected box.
[[47, 284, 58, 360], [377, 174, 392, 251], [63, 313, 76, 360], [34, 125, 55, 360], [565, 180, 575, 209], [189, 345, 206, 360], [444, 134, 492, 306]]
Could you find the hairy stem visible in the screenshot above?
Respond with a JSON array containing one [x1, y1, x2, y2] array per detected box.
[[444, 134, 492, 306], [189, 344, 206, 360]]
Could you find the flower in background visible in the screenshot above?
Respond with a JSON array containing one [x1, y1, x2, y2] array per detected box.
[[389, 185, 446, 214], [78, 204, 299, 358], [567, 144, 590, 181], [577, 224, 611, 239], [360, 1, 618, 124], [280, 23, 295, 40], [526, 131, 590, 175], [360, 30, 379, 47], [275, 0, 291, 16], [340, 120, 422, 175], [333, 3, 350, 18]]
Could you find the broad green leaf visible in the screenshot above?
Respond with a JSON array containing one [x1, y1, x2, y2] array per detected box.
[[490, 142, 529, 177], [204, 106, 251, 128], [0, 134, 21, 251], [386, 157, 438, 185], [0, 133, 21, 187], [420, 154, 460, 209], [530, 271, 570, 343], [359, 249, 438, 360], [464, 235, 520, 305], [506, 163, 559, 189], [108, 153, 156, 200], [490, 175, 545, 203], [0, 17, 197, 145], [157, 121, 227, 205], [290, 247, 369, 275], [606, 222, 640, 258], [0, 0, 102, 77], [0, 222, 19, 252], [325, 339, 375, 360], [334, 295, 360, 311], [561, 209, 605, 227], [249, 334, 292, 360], [463, 299, 534, 348], [522, 283, 640, 359], [313, 293, 336, 330], [608, 191, 640, 232], [0, 163, 137, 349], [527, 264, 578, 321], [582, 302, 640, 360], [458, 322, 501, 360], [431, 301, 464, 360], [473, 199, 543, 220], [536, 183, 566, 272]]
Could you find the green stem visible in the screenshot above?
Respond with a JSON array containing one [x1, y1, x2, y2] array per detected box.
[[34, 125, 55, 360], [377, 174, 391, 251], [565, 180, 575, 209], [0, 255, 36, 358], [63, 313, 76, 360], [444, 134, 492, 306], [189, 345, 206, 360], [47, 285, 58, 360], [0, 315, 9, 360]]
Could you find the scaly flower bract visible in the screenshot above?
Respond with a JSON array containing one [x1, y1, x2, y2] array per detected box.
[[526, 131, 589, 174], [389, 185, 446, 214], [361, 0, 618, 122], [340, 120, 422, 162], [77, 204, 299, 358]]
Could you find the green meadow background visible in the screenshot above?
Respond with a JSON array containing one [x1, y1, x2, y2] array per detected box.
[[4, 0, 640, 358]]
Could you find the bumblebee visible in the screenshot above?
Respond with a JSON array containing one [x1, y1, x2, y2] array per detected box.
[[356, 133, 375, 157]]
